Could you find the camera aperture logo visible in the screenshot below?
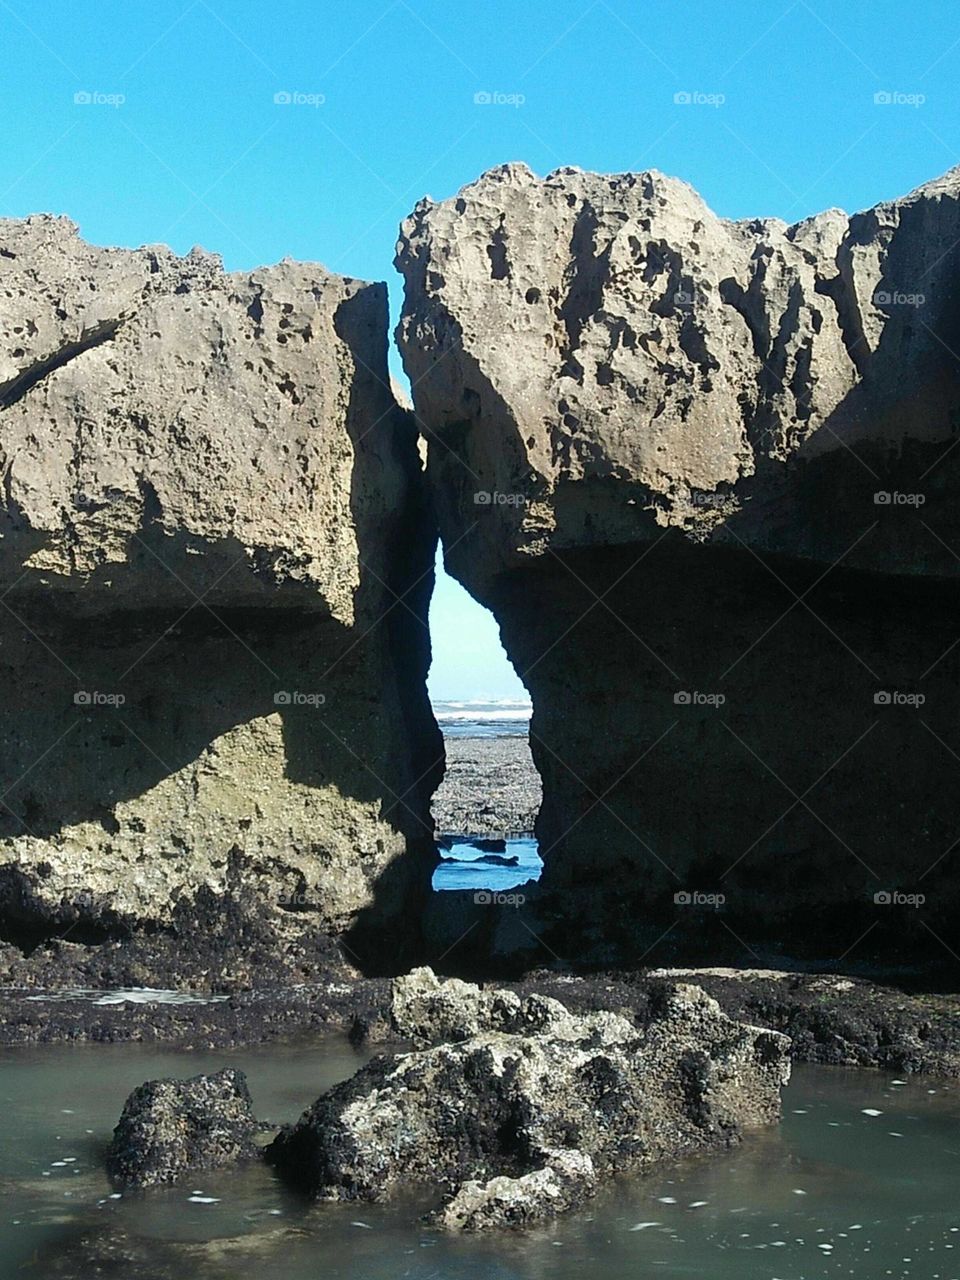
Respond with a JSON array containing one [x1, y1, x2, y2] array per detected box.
[[74, 690, 125, 707], [474, 889, 525, 907], [274, 690, 326, 707]]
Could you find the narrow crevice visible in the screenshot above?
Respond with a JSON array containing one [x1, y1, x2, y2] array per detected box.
[[0, 314, 127, 410]]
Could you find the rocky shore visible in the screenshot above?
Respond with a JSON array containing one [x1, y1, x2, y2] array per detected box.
[[4, 965, 960, 1080], [430, 736, 541, 836], [3, 162, 960, 1033]]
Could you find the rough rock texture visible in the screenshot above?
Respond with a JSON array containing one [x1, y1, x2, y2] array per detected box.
[[397, 163, 960, 968], [106, 1066, 258, 1187], [267, 967, 790, 1228], [428, 1148, 595, 1231], [0, 215, 441, 982], [390, 964, 570, 1041]]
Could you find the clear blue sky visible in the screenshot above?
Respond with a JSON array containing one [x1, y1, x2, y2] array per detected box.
[[1, 0, 957, 699]]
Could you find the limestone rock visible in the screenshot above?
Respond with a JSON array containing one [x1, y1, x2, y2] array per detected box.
[[0, 216, 440, 983], [390, 964, 569, 1042], [106, 1067, 258, 1187], [267, 969, 791, 1227], [397, 162, 960, 588], [397, 165, 960, 968], [428, 1148, 596, 1231]]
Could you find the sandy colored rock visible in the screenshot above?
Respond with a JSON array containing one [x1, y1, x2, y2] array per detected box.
[[397, 164, 960, 969], [0, 216, 440, 982]]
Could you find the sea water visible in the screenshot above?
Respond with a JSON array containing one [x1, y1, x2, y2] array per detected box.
[[432, 699, 532, 739], [1, 1040, 959, 1279], [432, 835, 543, 891]]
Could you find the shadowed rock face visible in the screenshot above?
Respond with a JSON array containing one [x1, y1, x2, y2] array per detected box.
[[0, 216, 441, 984], [396, 163, 960, 969]]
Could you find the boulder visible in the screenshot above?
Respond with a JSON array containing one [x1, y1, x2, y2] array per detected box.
[[396, 163, 960, 968], [106, 1066, 258, 1187], [267, 968, 791, 1228], [0, 215, 441, 984]]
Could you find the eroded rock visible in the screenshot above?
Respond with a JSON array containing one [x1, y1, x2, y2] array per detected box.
[[267, 968, 790, 1228], [106, 1066, 258, 1187], [0, 216, 441, 984], [397, 164, 960, 968]]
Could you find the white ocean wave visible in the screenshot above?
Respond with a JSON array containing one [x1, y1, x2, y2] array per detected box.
[[435, 708, 532, 723], [23, 987, 230, 1006]]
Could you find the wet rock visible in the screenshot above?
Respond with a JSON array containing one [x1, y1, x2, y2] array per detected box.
[[428, 1148, 596, 1231], [106, 1066, 258, 1187], [266, 968, 790, 1227], [397, 163, 960, 970]]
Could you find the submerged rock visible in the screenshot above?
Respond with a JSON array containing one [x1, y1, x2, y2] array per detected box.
[[267, 968, 790, 1228], [106, 1066, 258, 1187], [396, 163, 960, 969]]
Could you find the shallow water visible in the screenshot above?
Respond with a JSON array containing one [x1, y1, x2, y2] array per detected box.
[[432, 835, 543, 891], [2, 1038, 960, 1279]]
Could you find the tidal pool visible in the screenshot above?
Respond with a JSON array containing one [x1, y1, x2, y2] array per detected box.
[[1, 1036, 959, 1279]]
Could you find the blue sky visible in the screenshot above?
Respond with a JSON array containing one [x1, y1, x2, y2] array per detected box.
[[1, 0, 957, 699]]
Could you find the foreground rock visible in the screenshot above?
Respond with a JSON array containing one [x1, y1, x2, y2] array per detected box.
[[106, 1067, 258, 1187], [397, 163, 960, 970], [0, 215, 441, 985], [267, 968, 790, 1228]]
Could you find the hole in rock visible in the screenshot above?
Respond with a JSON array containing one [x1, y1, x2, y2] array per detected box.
[[426, 549, 543, 893]]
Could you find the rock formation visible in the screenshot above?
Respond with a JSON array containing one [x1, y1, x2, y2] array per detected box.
[[396, 163, 960, 968], [107, 1067, 258, 1187], [266, 967, 790, 1229], [0, 215, 441, 985]]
